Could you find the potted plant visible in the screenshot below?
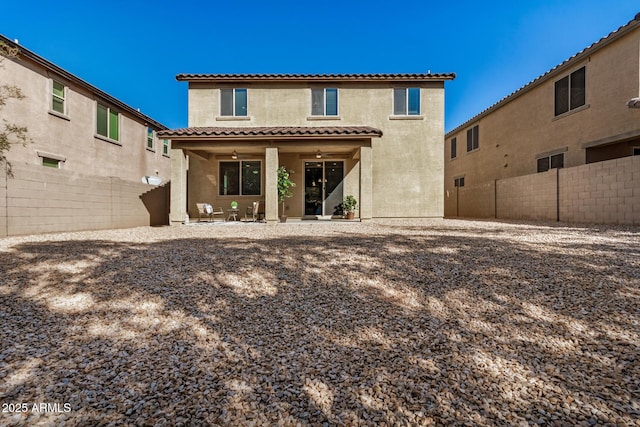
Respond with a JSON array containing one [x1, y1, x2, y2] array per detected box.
[[342, 195, 358, 220], [277, 166, 296, 222]]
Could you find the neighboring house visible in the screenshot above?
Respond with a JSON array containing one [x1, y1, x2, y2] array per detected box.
[[159, 73, 455, 224], [444, 13, 640, 223], [0, 35, 171, 236]]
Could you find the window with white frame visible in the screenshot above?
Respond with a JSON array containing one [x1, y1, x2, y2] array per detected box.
[[146, 127, 154, 150], [537, 153, 564, 173], [163, 139, 170, 156], [466, 125, 479, 152], [96, 103, 119, 141], [51, 80, 66, 115], [220, 88, 248, 117], [393, 87, 420, 115], [219, 160, 261, 196], [311, 88, 338, 116], [555, 67, 586, 116]]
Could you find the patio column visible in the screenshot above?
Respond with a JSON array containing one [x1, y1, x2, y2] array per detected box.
[[359, 145, 373, 220], [265, 147, 279, 223], [170, 148, 188, 225]]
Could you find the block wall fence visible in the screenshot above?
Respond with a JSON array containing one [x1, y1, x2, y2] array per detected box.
[[445, 156, 640, 225], [0, 163, 169, 237]]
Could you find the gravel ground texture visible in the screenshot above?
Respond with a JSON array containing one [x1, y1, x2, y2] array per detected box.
[[0, 219, 639, 426]]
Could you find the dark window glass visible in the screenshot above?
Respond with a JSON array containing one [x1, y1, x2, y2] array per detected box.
[[235, 89, 247, 116], [451, 137, 457, 159], [550, 153, 564, 169], [220, 89, 233, 116], [242, 161, 261, 195], [466, 125, 479, 152], [108, 109, 119, 140], [96, 104, 108, 137], [311, 89, 324, 115], [407, 88, 420, 115], [219, 162, 240, 195], [393, 88, 406, 115], [634, 147, 640, 156], [555, 76, 570, 116], [325, 88, 338, 116], [454, 177, 465, 187], [537, 157, 550, 173], [570, 67, 585, 110], [147, 128, 154, 149], [42, 157, 59, 168]]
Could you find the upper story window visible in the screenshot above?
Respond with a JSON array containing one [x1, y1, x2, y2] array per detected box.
[[451, 137, 457, 159], [454, 176, 465, 187], [147, 127, 154, 150], [221, 88, 247, 117], [466, 125, 479, 152], [163, 139, 170, 156], [51, 80, 67, 115], [311, 88, 338, 116], [219, 160, 261, 196], [96, 103, 119, 141], [537, 153, 564, 173], [393, 87, 420, 115], [554, 67, 585, 116]]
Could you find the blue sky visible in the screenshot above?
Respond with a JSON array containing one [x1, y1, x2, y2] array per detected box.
[[1, 1, 637, 132]]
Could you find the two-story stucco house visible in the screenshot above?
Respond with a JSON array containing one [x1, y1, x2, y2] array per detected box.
[[444, 13, 640, 221], [159, 73, 455, 224], [0, 35, 171, 236]]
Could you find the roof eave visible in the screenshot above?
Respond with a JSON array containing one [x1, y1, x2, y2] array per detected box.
[[0, 34, 167, 130], [445, 13, 640, 138], [176, 73, 456, 83]]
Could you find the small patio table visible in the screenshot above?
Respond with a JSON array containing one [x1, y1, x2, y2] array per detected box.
[[227, 208, 239, 221]]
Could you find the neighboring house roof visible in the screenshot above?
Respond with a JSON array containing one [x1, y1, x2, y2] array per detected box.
[[0, 34, 167, 130], [175, 73, 456, 82], [446, 12, 640, 138], [158, 126, 383, 139]]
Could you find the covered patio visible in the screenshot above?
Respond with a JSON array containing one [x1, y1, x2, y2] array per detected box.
[[158, 126, 383, 225]]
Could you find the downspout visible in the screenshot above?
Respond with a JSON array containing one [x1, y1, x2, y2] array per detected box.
[[494, 179, 498, 219]]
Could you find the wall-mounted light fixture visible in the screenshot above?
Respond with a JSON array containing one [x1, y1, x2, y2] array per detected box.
[[232, 150, 238, 159], [315, 150, 322, 159]]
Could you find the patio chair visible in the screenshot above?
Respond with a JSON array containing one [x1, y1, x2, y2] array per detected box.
[[244, 201, 260, 222], [196, 203, 224, 222]]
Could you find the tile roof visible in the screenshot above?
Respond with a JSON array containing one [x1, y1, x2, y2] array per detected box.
[[176, 73, 456, 82], [158, 126, 383, 138], [446, 12, 640, 137]]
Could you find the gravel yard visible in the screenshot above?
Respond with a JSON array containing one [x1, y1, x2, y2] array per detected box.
[[0, 219, 639, 426]]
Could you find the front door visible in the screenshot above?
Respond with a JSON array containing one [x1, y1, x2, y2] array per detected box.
[[304, 161, 344, 216]]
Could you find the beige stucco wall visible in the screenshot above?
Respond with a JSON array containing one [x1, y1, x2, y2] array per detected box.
[[186, 81, 446, 218], [445, 24, 640, 216], [1, 54, 171, 183]]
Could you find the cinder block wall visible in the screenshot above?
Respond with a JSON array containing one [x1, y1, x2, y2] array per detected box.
[[496, 170, 558, 221], [560, 155, 640, 224], [0, 163, 168, 237], [447, 156, 639, 225], [458, 182, 495, 218]]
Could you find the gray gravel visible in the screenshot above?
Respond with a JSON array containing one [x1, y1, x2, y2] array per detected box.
[[0, 219, 639, 426]]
